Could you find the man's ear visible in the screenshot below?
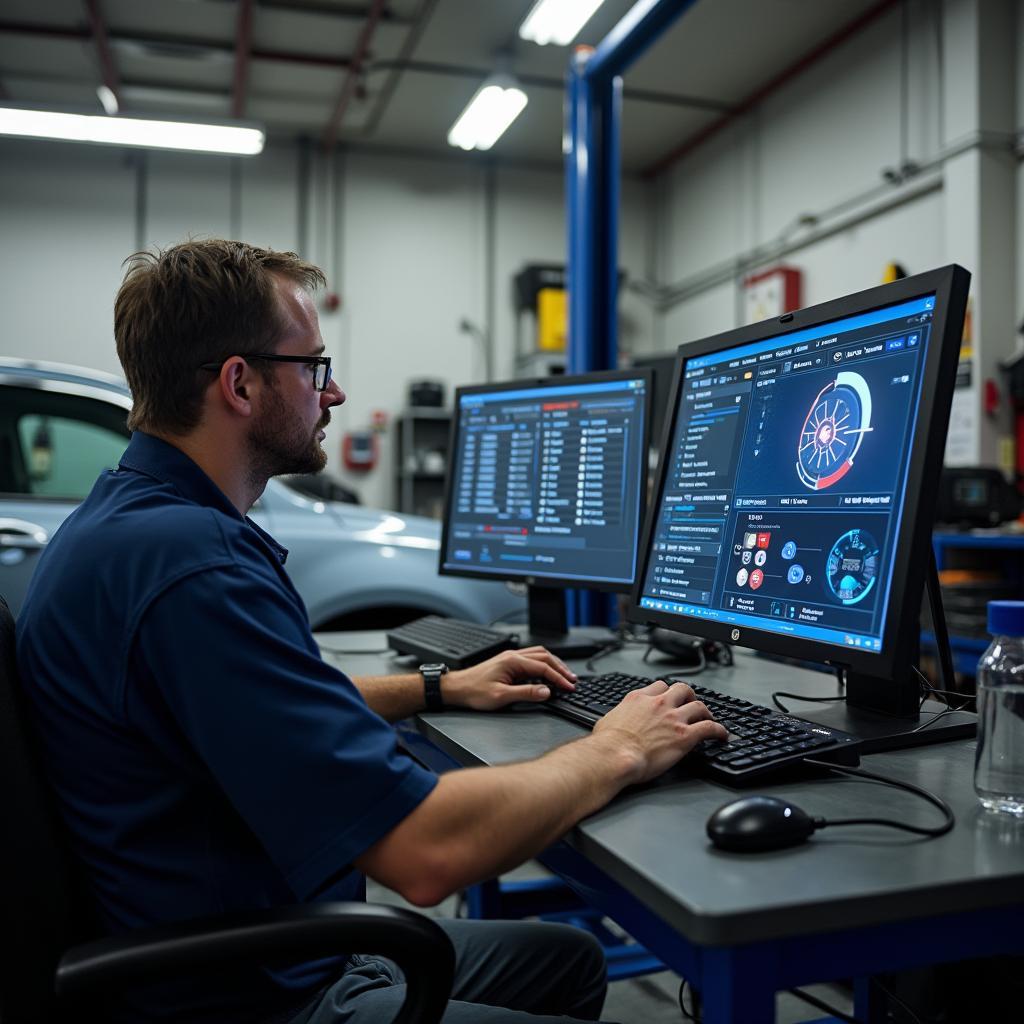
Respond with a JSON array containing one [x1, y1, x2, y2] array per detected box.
[[218, 357, 256, 418]]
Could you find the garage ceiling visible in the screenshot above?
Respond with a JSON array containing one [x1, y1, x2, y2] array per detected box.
[[0, 0, 892, 174]]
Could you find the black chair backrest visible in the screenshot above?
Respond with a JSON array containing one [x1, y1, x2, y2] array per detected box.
[[0, 596, 88, 1023]]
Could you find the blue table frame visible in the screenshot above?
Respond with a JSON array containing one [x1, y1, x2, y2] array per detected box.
[[395, 656, 1024, 1024]]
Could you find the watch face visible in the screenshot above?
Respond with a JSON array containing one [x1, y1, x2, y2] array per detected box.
[[420, 662, 447, 673]]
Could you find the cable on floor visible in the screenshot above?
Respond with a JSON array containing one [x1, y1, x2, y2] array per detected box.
[[787, 986, 861, 1024]]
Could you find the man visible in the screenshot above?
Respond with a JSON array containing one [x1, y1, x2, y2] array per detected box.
[[16, 240, 726, 1023]]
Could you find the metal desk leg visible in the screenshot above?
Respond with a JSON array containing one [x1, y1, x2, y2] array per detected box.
[[854, 975, 889, 1023], [701, 945, 779, 1024]]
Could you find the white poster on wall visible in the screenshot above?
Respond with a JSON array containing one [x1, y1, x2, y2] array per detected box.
[[945, 377, 977, 466]]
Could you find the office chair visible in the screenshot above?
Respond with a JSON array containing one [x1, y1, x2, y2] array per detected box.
[[0, 595, 455, 1024]]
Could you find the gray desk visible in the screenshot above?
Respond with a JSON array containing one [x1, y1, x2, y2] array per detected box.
[[319, 634, 1024, 1023]]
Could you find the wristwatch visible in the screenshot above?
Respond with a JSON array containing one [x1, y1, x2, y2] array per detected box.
[[419, 662, 448, 711]]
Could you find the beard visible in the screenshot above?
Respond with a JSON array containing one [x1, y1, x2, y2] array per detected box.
[[247, 380, 329, 482]]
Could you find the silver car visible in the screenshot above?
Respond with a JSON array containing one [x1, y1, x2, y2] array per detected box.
[[0, 359, 523, 627]]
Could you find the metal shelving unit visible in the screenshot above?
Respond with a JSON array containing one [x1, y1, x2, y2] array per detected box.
[[924, 530, 1024, 676], [393, 407, 451, 519]]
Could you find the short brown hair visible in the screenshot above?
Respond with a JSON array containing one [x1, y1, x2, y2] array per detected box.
[[114, 239, 326, 435]]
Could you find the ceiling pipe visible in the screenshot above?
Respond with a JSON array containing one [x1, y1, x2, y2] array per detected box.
[[82, 0, 121, 111], [0, 21, 354, 72], [321, 0, 388, 151], [232, 0, 254, 118], [364, 58, 734, 113], [642, 0, 900, 179]]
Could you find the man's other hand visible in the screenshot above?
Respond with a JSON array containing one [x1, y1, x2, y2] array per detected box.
[[592, 680, 728, 785], [443, 647, 577, 711]]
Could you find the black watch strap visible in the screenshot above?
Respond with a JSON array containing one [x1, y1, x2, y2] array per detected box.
[[419, 663, 448, 711]]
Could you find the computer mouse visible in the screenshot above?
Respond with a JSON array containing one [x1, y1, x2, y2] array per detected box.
[[706, 796, 820, 852]]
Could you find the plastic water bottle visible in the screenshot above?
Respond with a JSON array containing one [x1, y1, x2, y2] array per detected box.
[[974, 601, 1024, 816]]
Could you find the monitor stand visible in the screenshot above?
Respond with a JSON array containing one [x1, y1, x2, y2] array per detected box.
[[510, 585, 616, 661], [793, 549, 976, 753]]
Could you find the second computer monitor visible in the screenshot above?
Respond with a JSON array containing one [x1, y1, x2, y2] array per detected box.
[[631, 265, 970, 727], [440, 370, 651, 651]]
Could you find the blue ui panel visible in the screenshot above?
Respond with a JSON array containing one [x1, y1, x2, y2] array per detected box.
[[442, 377, 648, 587], [638, 295, 936, 653]]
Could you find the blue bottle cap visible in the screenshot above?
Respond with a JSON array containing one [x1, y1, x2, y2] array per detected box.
[[988, 601, 1024, 637]]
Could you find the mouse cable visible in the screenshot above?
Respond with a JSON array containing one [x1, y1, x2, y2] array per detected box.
[[802, 761, 955, 838]]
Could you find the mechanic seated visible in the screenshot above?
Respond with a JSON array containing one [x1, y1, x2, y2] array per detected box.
[[16, 239, 726, 1023]]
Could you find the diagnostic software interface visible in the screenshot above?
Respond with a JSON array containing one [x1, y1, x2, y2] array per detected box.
[[442, 376, 648, 586], [638, 294, 937, 653]]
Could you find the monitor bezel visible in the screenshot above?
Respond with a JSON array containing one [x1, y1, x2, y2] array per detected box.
[[438, 367, 654, 594], [629, 265, 970, 678]]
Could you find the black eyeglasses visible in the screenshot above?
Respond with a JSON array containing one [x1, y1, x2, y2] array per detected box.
[[200, 354, 332, 392]]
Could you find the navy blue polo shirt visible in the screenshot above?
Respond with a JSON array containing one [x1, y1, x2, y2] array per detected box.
[[16, 432, 437, 1023]]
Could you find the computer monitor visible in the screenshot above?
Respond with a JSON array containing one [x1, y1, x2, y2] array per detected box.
[[630, 265, 972, 749], [439, 369, 652, 657], [630, 353, 676, 454]]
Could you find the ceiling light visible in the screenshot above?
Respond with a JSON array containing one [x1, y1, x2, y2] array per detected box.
[[96, 85, 119, 116], [0, 106, 265, 156], [519, 0, 607, 46], [447, 78, 527, 152]]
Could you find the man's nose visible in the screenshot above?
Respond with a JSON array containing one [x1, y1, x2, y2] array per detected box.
[[323, 378, 345, 408]]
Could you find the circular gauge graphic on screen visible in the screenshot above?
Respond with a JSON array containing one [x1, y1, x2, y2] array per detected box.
[[796, 371, 873, 490], [826, 529, 880, 605]]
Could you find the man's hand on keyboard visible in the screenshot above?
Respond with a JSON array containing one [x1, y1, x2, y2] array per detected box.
[[444, 647, 578, 711], [592, 680, 729, 784]]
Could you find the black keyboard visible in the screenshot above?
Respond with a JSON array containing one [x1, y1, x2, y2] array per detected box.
[[386, 615, 518, 669], [544, 672, 860, 782]]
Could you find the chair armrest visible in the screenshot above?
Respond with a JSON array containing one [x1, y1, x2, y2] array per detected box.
[[56, 901, 454, 1024]]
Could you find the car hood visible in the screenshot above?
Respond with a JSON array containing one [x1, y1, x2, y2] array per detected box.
[[262, 479, 441, 551]]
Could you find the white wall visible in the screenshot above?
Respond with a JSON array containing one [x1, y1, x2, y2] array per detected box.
[[650, 0, 1020, 468], [0, 139, 654, 509]]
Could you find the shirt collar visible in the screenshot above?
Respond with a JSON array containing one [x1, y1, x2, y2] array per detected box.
[[118, 432, 289, 564]]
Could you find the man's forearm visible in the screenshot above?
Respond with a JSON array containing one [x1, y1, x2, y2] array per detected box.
[[356, 730, 641, 905], [351, 673, 424, 721]]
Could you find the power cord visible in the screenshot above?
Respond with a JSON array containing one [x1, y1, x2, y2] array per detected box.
[[679, 979, 864, 1024], [772, 691, 848, 714], [585, 640, 624, 672], [643, 643, 708, 676], [677, 979, 701, 1021], [802, 761, 955, 838]]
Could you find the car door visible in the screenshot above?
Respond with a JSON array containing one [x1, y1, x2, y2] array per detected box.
[[0, 381, 131, 616]]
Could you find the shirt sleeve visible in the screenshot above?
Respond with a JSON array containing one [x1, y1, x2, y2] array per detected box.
[[126, 562, 437, 900]]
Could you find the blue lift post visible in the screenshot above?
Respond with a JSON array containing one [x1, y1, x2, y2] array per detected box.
[[565, 0, 699, 628], [460, 0, 709, 987]]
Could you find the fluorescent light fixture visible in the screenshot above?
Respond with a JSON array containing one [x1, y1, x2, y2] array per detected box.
[[0, 106, 264, 156], [96, 85, 119, 115], [447, 78, 527, 152], [519, 0, 606, 46]]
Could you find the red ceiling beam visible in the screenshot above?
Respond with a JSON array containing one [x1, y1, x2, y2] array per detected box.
[[82, 0, 121, 110], [232, 0, 254, 118], [321, 0, 388, 151], [643, 0, 900, 179], [0, 21, 352, 72]]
